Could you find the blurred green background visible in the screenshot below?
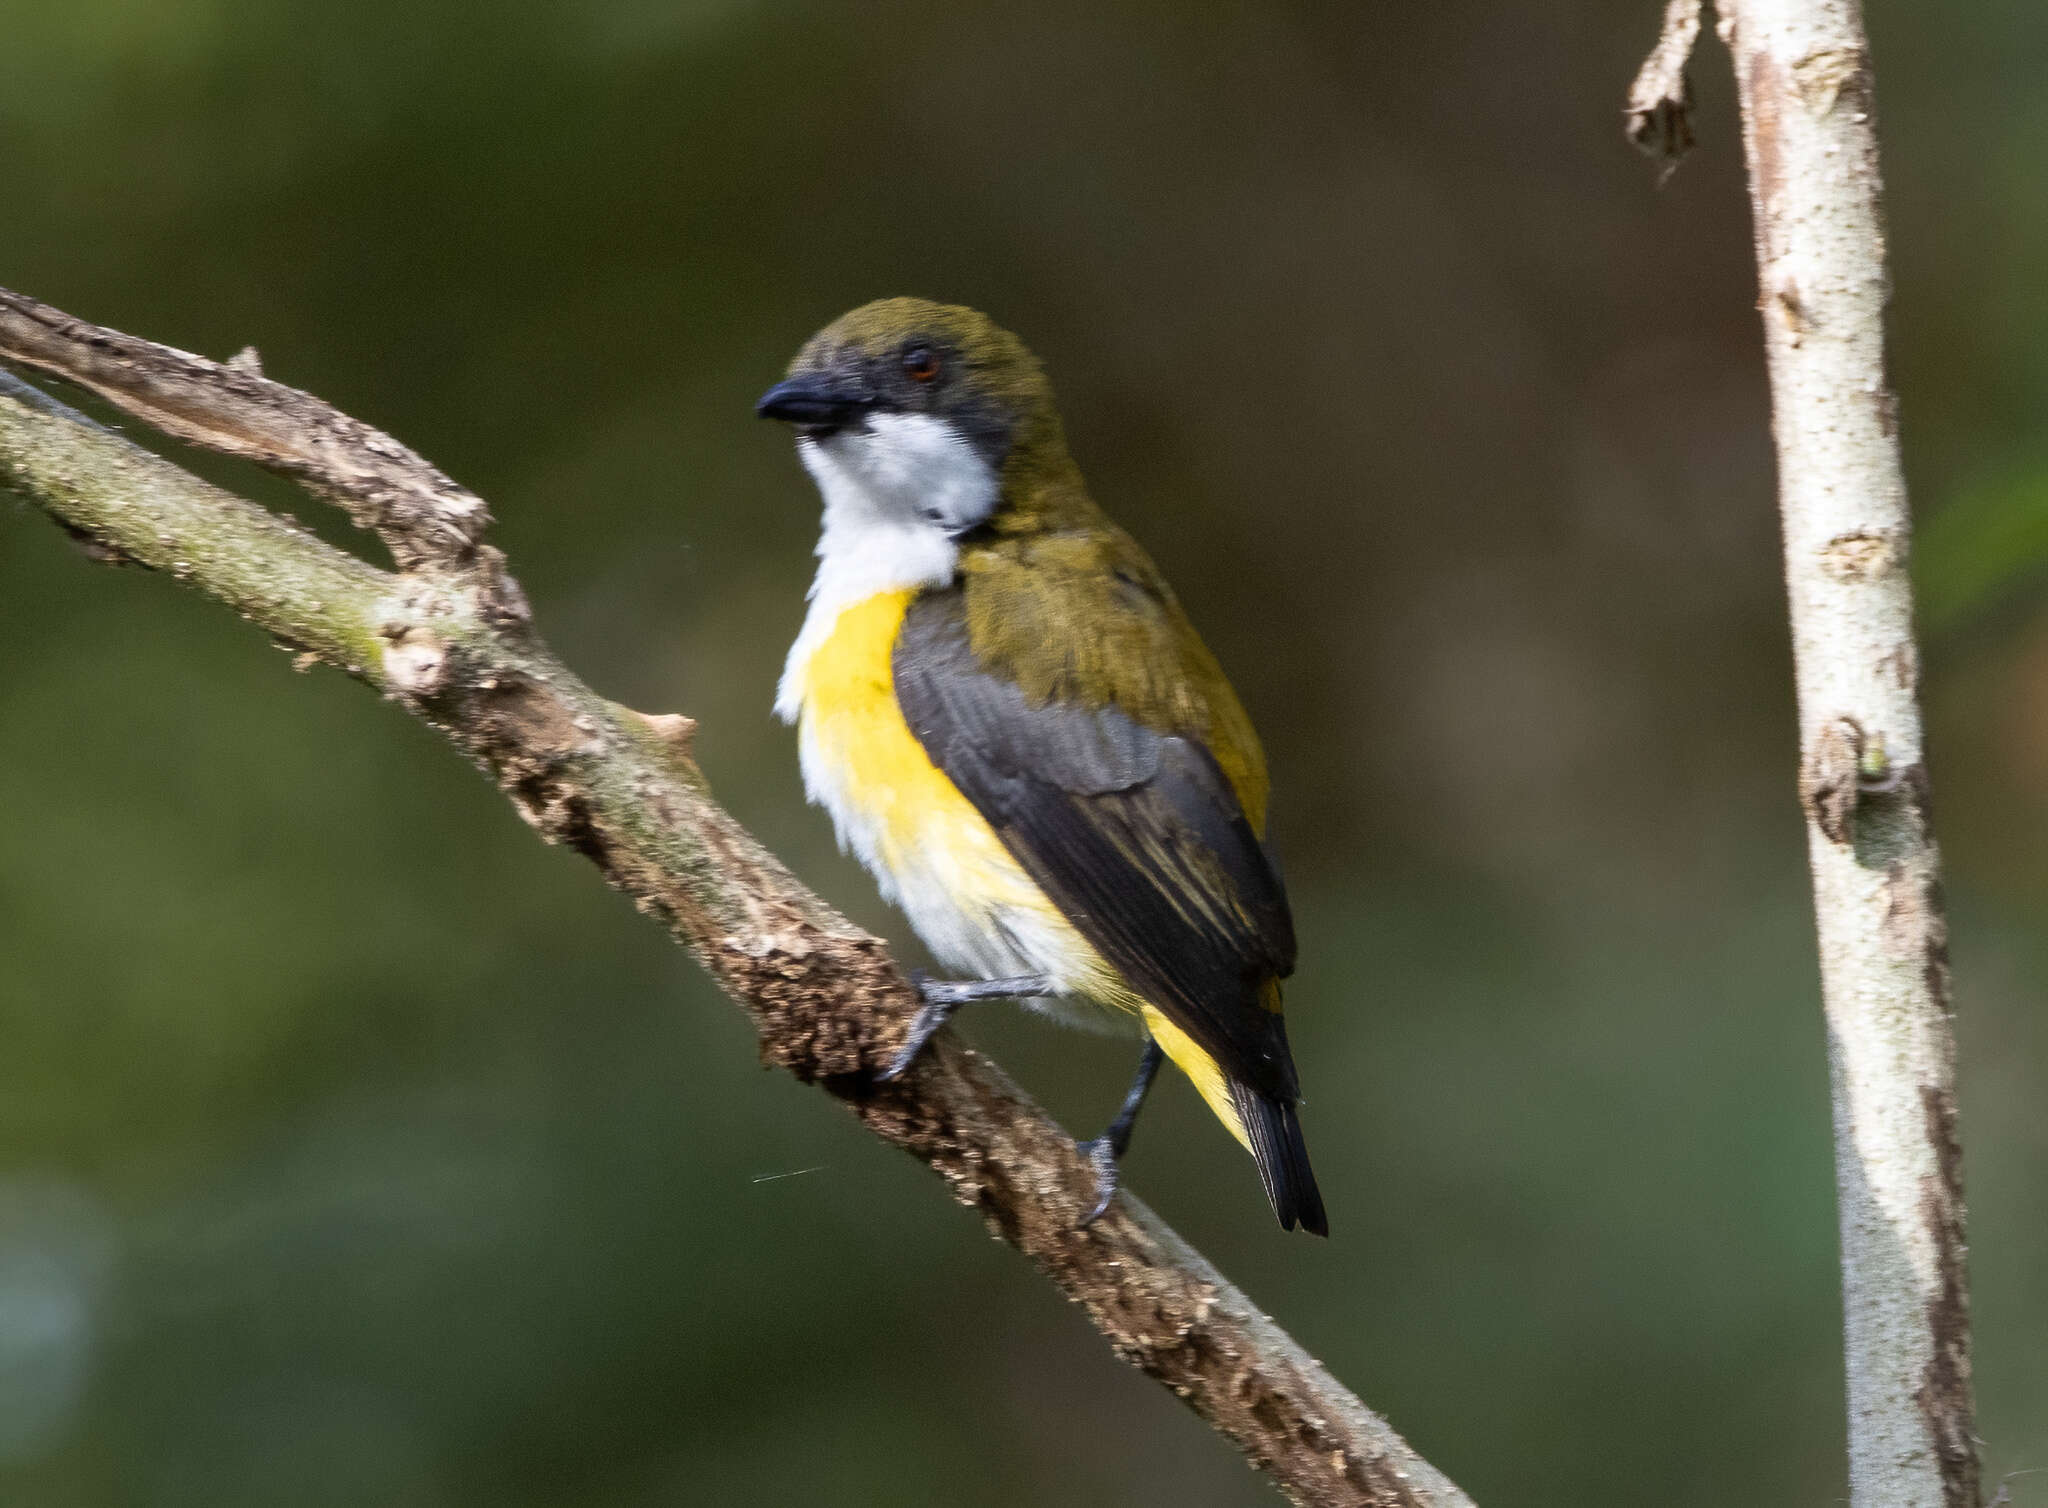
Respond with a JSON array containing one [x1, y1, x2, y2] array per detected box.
[[2, 2, 2045, 1504]]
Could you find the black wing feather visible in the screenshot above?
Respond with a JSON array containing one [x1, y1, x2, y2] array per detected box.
[[894, 590, 1298, 1101]]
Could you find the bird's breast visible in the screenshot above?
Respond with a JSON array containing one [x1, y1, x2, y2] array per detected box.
[[788, 588, 975, 878], [782, 588, 1116, 1007]]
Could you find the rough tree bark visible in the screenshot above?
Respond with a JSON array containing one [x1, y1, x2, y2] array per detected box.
[[0, 289, 1473, 1508], [1631, 5, 1978, 1505]]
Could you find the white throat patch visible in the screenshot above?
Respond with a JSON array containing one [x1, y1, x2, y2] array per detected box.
[[774, 413, 1000, 723], [805, 411, 999, 538]]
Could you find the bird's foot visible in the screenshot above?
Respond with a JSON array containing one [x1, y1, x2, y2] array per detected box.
[[1074, 1039, 1165, 1226], [878, 972, 1055, 1082], [1076, 1136, 1123, 1225]]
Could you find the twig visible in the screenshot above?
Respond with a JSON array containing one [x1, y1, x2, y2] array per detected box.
[[1625, 0, 1702, 177], [1632, 4, 1980, 1503], [0, 289, 491, 570], [0, 294, 1474, 1508]]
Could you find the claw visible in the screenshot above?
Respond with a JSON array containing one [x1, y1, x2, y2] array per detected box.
[[1078, 1137, 1121, 1225], [879, 992, 956, 1082], [1074, 1039, 1163, 1226]]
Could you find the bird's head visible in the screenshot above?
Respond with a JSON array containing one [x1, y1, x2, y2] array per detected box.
[[756, 298, 1075, 540]]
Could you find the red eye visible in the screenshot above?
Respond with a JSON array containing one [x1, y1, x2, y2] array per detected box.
[[901, 345, 941, 383]]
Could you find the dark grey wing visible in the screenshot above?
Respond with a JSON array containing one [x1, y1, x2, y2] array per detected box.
[[893, 590, 1299, 1101]]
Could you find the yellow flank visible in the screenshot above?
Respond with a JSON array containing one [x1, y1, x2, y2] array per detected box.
[[796, 587, 1251, 1152]]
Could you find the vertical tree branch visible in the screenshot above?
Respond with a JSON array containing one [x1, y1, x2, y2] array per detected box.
[[1644, 4, 1980, 1503]]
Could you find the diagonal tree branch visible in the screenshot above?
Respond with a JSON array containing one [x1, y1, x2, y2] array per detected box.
[[1630, 6, 1979, 1505], [0, 291, 1473, 1508], [0, 289, 491, 569]]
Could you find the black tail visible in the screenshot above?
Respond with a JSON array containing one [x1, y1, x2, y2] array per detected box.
[[1231, 1082, 1328, 1236]]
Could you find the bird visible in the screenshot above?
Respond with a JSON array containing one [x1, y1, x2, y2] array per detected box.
[[757, 298, 1326, 1235]]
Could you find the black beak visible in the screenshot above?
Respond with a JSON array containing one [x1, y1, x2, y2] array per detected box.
[[755, 377, 872, 432]]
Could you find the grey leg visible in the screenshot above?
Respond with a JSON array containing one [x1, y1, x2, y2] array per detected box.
[[1077, 1038, 1167, 1224], [878, 972, 1057, 1082]]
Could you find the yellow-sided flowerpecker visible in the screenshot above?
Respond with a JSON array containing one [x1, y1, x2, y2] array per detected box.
[[758, 299, 1326, 1235]]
